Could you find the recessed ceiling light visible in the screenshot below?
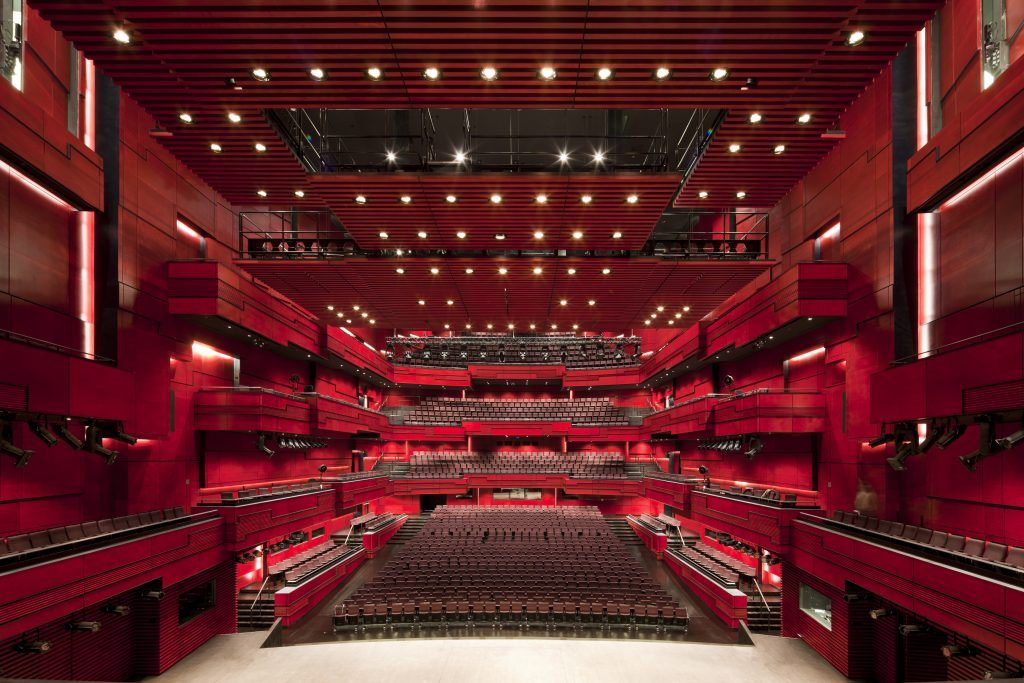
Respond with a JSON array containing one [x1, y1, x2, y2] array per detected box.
[[465, 268, 474, 274], [486, 323, 493, 330], [657, 306, 664, 312], [418, 300, 426, 305], [560, 299, 568, 306], [367, 67, 383, 80], [379, 231, 388, 239], [227, 112, 242, 124], [465, 323, 472, 329], [346, 318, 352, 324], [490, 194, 502, 204], [675, 312, 682, 319], [353, 305, 360, 311], [254, 142, 267, 152], [446, 299, 454, 305], [210, 143, 222, 153], [539, 66, 557, 80], [728, 143, 741, 153], [601, 268, 611, 275], [644, 319, 651, 325], [533, 266, 543, 274], [588, 299, 596, 306], [698, 190, 709, 199], [400, 195, 412, 204], [456, 231, 466, 239], [773, 144, 786, 154], [625, 194, 638, 204], [481, 66, 499, 81], [596, 67, 613, 80], [650, 313, 658, 319], [580, 195, 593, 204], [385, 151, 397, 163], [354, 195, 367, 204], [417, 230, 428, 238], [309, 67, 326, 81], [430, 267, 440, 275], [669, 319, 675, 325], [529, 323, 536, 330], [710, 67, 729, 81], [495, 233, 506, 240], [294, 189, 305, 198], [369, 319, 375, 324], [113, 28, 131, 44], [592, 151, 605, 164], [257, 189, 267, 198], [572, 324, 579, 330], [444, 323, 450, 330], [572, 230, 583, 239], [567, 268, 576, 275], [612, 231, 622, 239], [749, 112, 762, 124], [337, 311, 344, 318], [797, 112, 812, 124], [558, 151, 571, 164], [396, 268, 405, 274], [654, 67, 671, 81], [327, 305, 334, 311], [507, 323, 515, 330], [533, 230, 545, 239], [178, 112, 193, 124], [535, 194, 548, 204], [683, 305, 690, 312], [251, 67, 270, 82], [361, 312, 368, 318], [551, 324, 558, 330], [423, 67, 441, 80], [736, 191, 747, 199], [847, 30, 866, 46], [497, 267, 508, 275]]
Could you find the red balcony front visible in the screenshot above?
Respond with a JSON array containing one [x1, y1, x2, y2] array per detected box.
[[329, 475, 392, 511], [712, 389, 826, 436], [309, 393, 389, 435], [643, 395, 719, 436], [203, 488, 336, 550], [691, 489, 818, 553], [194, 387, 311, 434]]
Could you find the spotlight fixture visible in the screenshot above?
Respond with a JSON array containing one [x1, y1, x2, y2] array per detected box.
[[995, 427, 1024, 450], [533, 267, 543, 275], [14, 640, 52, 653], [869, 608, 893, 620], [749, 112, 762, 124], [257, 189, 267, 198], [54, 423, 85, 450], [868, 432, 894, 448], [601, 268, 611, 275], [559, 299, 568, 306], [209, 143, 222, 153], [67, 621, 102, 632], [936, 424, 965, 448], [736, 191, 747, 199], [456, 230, 467, 239], [385, 151, 397, 163], [728, 143, 741, 153], [103, 605, 131, 616], [567, 268, 576, 275], [744, 435, 763, 459], [698, 190, 709, 199], [710, 67, 729, 81], [797, 113, 812, 124], [612, 231, 622, 239], [254, 142, 267, 152], [490, 194, 502, 204], [588, 299, 596, 306], [481, 66, 499, 81], [395, 268, 404, 274], [142, 590, 165, 601], [453, 151, 467, 164], [0, 424, 32, 467], [572, 231, 583, 239], [847, 30, 866, 46], [591, 151, 605, 164], [417, 230, 427, 238], [464, 267, 474, 274], [366, 66, 383, 80], [534, 231, 545, 239], [580, 195, 593, 204], [535, 194, 548, 204], [654, 67, 671, 80], [596, 67, 613, 80], [378, 231, 388, 239], [294, 190, 305, 198], [558, 151, 571, 164], [354, 195, 367, 204], [539, 66, 557, 80], [773, 144, 786, 154], [430, 267, 440, 274], [178, 112, 193, 124], [250, 67, 270, 81], [941, 644, 979, 658], [918, 422, 943, 453], [227, 112, 241, 124], [309, 67, 326, 81], [256, 433, 275, 458], [112, 28, 131, 45], [85, 425, 118, 465], [498, 267, 508, 275], [28, 421, 58, 447], [625, 194, 638, 204], [446, 194, 458, 203], [107, 422, 138, 445]]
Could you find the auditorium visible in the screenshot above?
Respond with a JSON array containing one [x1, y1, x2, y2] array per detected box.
[[0, 1, 1022, 681]]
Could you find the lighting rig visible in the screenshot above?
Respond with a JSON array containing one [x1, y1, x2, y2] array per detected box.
[[875, 413, 1023, 471], [697, 434, 763, 459], [0, 413, 139, 467]]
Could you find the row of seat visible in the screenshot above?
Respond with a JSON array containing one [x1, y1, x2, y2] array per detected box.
[[830, 510, 1023, 568], [0, 507, 188, 557], [402, 451, 631, 479], [207, 482, 322, 504], [401, 398, 632, 426], [386, 335, 642, 369], [282, 544, 359, 584]]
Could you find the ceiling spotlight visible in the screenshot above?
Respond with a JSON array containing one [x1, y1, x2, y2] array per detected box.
[[507, 323, 515, 330], [378, 231, 388, 239], [675, 312, 682, 318], [257, 189, 267, 198], [494, 233, 506, 240], [535, 194, 548, 204], [481, 66, 499, 81], [797, 112, 812, 124], [385, 151, 397, 162], [625, 194, 638, 204], [749, 112, 762, 124], [698, 190, 709, 199], [456, 230, 466, 239], [588, 299, 596, 306], [418, 299, 426, 306], [227, 112, 241, 124], [361, 312, 368, 318], [294, 189, 305, 198], [423, 67, 441, 80], [572, 230, 583, 239], [596, 67, 613, 80], [558, 151, 571, 164], [592, 151, 605, 164], [657, 305, 664, 312], [453, 151, 467, 164], [417, 230, 427, 238], [682, 305, 690, 312], [728, 143, 741, 153], [567, 268, 576, 275], [178, 112, 193, 124], [445, 194, 458, 203], [529, 323, 536, 330], [352, 195, 367, 204], [539, 66, 557, 80], [430, 267, 440, 274], [654, 67, 671, 80], [399, 195, 412, 204], [309, 67, 326, 81], [551, 324, 558, 330], [580, 195, 593, 204], [353, 305, 360, 311], [498, 267, 508, 275], [736, 191, 747, 199], [773, 144, 786, 154], [395, 268, 405, 274], [486, 323, 493, 329], [113, 28, 131, 44], [465, 268, 474, 274], [210, 143, 222, 153], [533, 267, 543, 274], [490, 194, 502, 204], [446, 299, 454, 305], [369, 319, 375, 324], [251, 67, 270, 82], [572, 324, 579, 330], [254, 142, 266, 152], [601, 268, 611, 275], [847, 30, 866, 46], [710, 67, 730, 81], [366, 66, 383, 80], [612, 231, 622, 239], [560, 299, 568, 306], [534, 231, 545, 239], [650, 313, 657, 319]]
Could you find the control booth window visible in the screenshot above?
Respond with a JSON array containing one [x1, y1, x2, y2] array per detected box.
[[799, 582, 833, 631], [178, 580, 216, 626], [981, 0, 1021, 89], [1, 0, 23, 91]]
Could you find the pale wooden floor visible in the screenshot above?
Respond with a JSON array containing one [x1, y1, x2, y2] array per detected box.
[[146, 630, 850, 683]]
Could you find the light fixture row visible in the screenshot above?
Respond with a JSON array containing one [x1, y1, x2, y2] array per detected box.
[[394, 266, 612, 276], [326, 304, 376, 325], [353, 193, 636, 205], [696, 190, 747, 200], [384, 230, 622, 241]]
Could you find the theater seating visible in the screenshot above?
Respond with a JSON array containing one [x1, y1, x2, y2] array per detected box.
[[398, 397, 632, 426], [336, 506, 688, 630], [0, 507, 188, 559], [828, 510, 1023, 570], [401, 450, 630, 479], [669, 541, 757, 587], [387, 334, 642, 369], [269, 542, 361, 584]]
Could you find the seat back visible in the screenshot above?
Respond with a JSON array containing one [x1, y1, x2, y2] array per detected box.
[[962, 538, 984, 556], [945, 534, 966, 552], [28, 531, 51, 548], [914, 527, 933, 543], [48, 527, 70, 544], [1005, 546, 1024, 567], [7, 534, 31, 552], [97, 519, 114, 533], [928, 531, 949, 548], [983, 542, 1007, 562], [901, 525, 919, 540]]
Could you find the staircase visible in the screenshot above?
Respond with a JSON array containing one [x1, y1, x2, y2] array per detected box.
[[371, 460, 410, 478], [237, 583, 276, 631], [605, 517, 643, 547], [389, 515, 426, 544], [331, 527, 364, 547], [744, 591, 783, 633]]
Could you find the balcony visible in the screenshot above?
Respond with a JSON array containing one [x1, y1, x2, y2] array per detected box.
[[194, 387, 311, 434], [199, 487, 335, 550], [306, 393, 389, 435], [643, 394, 721, 436], [328, 475, 392, 511], [712, 389, 826, 436], [690, 489, 819, 553]]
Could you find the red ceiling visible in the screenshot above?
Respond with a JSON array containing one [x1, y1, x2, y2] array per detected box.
[[311, 173, 681, 250], [237, 257, 770, 331]]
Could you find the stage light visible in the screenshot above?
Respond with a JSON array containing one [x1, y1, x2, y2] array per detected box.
[[446, 195, 458, 203], [869, 608, 893, 620], [142, 591, 165, 600], [490, 194, 502, 204], [385, 151, 397, 163], [710, 67, 729, 81], [539, 66, 557, 80], [960, 450, 986, 471], [430, 267, 440, 274], [498, 267, 508, 275], [942, 644, 978, 658], [868, 432, 894, 448], [626, 194, 638, 204], [67, 621, 101, 632], [596, 67, 613, 80], [294, 190, 305, 198], [54, 423, 85, 450], [728, 143, 741, 153], [481, 66, 498, 81], [209, 143, 222, 153], [28, 421, 58, 447], [103, 605, 131, 616], [309, 67, 326, 81], [108, 423, 138, 445], [535, 194, 548, 204], [797, 113, 812, 124], [418, 299, 426, 305], [465, 268, 474, 274], [698, 191, 709, 199], [256, 433, 274, 458], [534, 231, 545, 239], [378, 231, 388, 239], [560, 299, 568, 306], [736, 191, 747, 199], [591, 151, 605, 164], [533, 266, 543, 274], [995, 428, 1024, 450], [749, 112, 762, 124], [567, 268, 576, 275], [14, 640, 51, 653], [453, 151, 467, 164], [250, 67, 270, 81], [366, 67, 383, 80], [423, 67, 441, 80], [847, 30, 866, 46], [918, 423, 943, 452], [936, 424, 965, 449], [85, 425, 118, 465], [253, 142, 266, 153], [654, 67, 671, 80], [227, 112, 241, 124], [256, 189, 267, 198], [354, 195, 368, 204], [112, 28, 131, 44], [178, 112, 193, 124], [602, 268, 610, 275], [558, 151, 571, 164], [744, 436, 763, 459], [773, 144, 786, 154], [580, 195, 593, 204], [0, 425, 32, 468]]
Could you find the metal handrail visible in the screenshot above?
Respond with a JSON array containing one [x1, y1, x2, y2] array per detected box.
[[248, 575, 272, 616], [752, 579, 772, 615]]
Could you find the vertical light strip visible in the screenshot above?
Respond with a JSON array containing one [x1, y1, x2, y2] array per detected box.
[[78, 212, 95, 357], [916, 27, 929, 150], [83, 58, 96, 150], [917, 212, 938, 358]]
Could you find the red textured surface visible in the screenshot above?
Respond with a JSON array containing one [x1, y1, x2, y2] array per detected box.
[[274, 547, 366, 625], [663, 549, 747, 628], [689, 490, 813, 554]]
